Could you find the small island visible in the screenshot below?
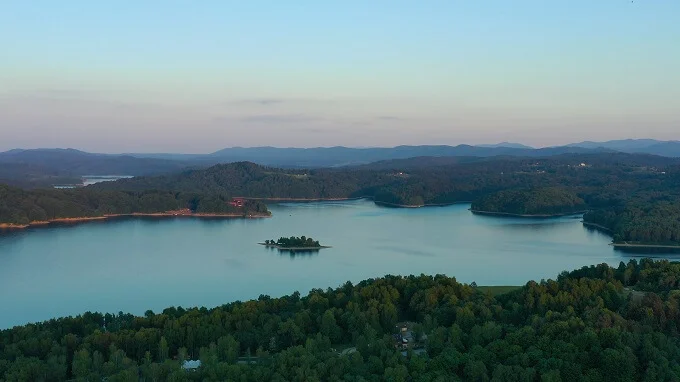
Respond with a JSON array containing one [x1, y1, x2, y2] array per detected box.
[[260, 236, 330, 251]]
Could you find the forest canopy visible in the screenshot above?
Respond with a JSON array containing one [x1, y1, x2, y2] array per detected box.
[[471, 188, 587, 216], [2, 260, 680, 380], [0, 184, 269, 225], [265, 236, 322, 248], [3, 152, 680, 244], [94, 154, 680, 245]]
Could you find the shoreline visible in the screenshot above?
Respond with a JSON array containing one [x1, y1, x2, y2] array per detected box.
[[235, 196, 368, 203], [610, 242, 680, 249], [0, 212, 271, 230], [258, 243, 331, 250], [581, 221, 613, 232], [238, 196, 470, 208], [470, 209, 587, 218], [582, 222, 680, 249], [374, 200, 472, 208]]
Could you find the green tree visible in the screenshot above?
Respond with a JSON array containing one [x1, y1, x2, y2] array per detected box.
[[158, 336, 169, 362], [72, 349, 92, 379]]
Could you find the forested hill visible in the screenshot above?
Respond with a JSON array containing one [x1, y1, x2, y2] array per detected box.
[[92, 154, 680, 245], [93, 153, 680, 200], [0, 149, 201, 189], [2, 260, 680, 380], [93, 161, 388, 199], [0, 184, 269, 226], [471, 188, 587, 216], [206, 144, 612, 167], [0, 149, 194, 176], [1, 152, 679, 242]]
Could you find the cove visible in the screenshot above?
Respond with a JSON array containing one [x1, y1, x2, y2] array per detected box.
[[0, 199, 675, 329]]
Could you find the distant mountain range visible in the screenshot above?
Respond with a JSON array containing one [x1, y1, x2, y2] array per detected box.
[[564, 139, 680, 157], [0, 149, 197, 187], [1, 139, 678, 186], [475, 142, 534, 149], [0, 148, 192, 175], [202, 145, 611, 168]]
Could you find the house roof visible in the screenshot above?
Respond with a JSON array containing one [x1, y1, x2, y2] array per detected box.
[[182, 360, 202, 369]]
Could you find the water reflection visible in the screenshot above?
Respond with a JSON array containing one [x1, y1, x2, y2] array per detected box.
[[0, 229, 27, 254], [373, 245, 435, 257], [614, 246, 680, 256], [261, 243, 322, 257], [0, 200, 668, 329], [487, 221, 574, 232]]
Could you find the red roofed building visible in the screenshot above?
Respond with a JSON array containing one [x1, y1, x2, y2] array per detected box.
[[229, 198, 245, 208]]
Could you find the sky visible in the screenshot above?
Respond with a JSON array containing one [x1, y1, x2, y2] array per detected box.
[[1, 1, 679, 153]]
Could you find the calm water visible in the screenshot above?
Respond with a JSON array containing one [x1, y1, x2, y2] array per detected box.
[[53, 176, 133, 189], [82, 175, 134, 186], [0, 200, 674, 329]]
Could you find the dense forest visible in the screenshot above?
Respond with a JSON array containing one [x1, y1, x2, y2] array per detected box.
[[4, 152, 680, 244], [94, 153, 680, 245], [471, 188, 588, 216], [2, 260, 680, 380], [0, 184, 269, 226], [0, 163, 83, 189], [95, 153, 675, 204], [583, 198, 680, 245], [265, 236, 322, 248]]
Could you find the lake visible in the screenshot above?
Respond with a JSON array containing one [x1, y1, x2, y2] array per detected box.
[[53, 175, 133, 189], [0, 199, 674, 329]]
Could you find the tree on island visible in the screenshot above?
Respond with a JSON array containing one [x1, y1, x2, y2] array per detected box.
[[269, 236, 321, 248]]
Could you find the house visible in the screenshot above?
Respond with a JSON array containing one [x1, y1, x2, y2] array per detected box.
[[182, 360, 201, 371], [229, 198, 245, 208], [393, 322, 416, 350]]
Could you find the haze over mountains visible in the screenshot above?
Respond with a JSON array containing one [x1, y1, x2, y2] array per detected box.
[[565, 139, 680, 157], [475, 142, 534, 149], [1, 139, 679, 188]]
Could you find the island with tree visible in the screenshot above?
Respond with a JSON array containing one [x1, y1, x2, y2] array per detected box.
[[260, 236, 330, 250]]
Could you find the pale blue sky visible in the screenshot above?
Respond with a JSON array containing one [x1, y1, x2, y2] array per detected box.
[[1, 0, 678, 152]]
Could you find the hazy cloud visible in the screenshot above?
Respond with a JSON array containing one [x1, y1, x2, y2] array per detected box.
[[0, 88, 143, 100], [32, 89, 94, 98], [240, 114, 322, 124], [0, 90, 165, 110], [289, 127, 326, 134], [232, 98, 286, 106], [376, 116, 402, 121], [227, 98, 338, 107]]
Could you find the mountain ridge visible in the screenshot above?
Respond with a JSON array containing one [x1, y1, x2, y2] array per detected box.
[[2, 140, 678, 178]]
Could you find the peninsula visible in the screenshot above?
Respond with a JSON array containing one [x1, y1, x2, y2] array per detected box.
[[470, 188, 588, 217], [260, 236, 330, 250], [0, 184, 270, 229], [0, 210, 271, 230]]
